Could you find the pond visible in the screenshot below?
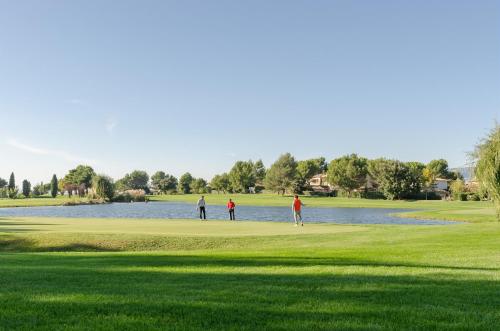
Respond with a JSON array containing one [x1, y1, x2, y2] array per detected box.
[[0, 202, 451, 225]]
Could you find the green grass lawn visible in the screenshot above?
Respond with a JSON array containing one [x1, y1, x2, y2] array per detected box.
[[1, 217, 499, 330], [0, 196, 90, 208]]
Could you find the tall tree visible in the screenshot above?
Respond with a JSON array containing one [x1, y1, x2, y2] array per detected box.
[[179, 173, 194, 194], [253, 160, 266, 185], [8, 172, 15, 190], [63, 165, 96, 194], [368, 159, 415, 200], [50, 174, 58, 198], [32, 183, 43, 197], [312, 157, 328, 173], [93, 175, 115, 201], [22, 180, 31, 197], [427, 159, 451, 179], [327, 154, 368, 196], [229, 160, 256, 193], [474, 124, 500, 220], [127, 170, 149, 190], [190, 178, 208, 194], [151, 171, 166, 191], [163, 174, 178, 192], [210, 173, 231, 193], [43, 183, 51, 193], [114, 177, 128, 192], [116, 170, 149, 192], [406, 161, 425, 197], [264, 153, 297, 195], [7, 172, 16, 198], [422, 167, 436, 200], [151, 171, 177, 193]]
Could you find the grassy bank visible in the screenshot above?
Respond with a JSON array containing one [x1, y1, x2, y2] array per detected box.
[[0, 217, 499, 330], [0, 196, 92, 208]]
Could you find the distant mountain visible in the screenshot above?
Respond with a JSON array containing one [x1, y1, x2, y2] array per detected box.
[[451, 167, 475, 181]]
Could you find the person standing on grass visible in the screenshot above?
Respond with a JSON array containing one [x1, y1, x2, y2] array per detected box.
[[292, 195, 304, 226], [197, 196, 207, 220], [227, 198, 236, 220]]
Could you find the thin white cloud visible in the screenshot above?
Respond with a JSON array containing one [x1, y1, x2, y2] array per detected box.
[[6, 139, 97, 165], [105, 118, 117, 134]]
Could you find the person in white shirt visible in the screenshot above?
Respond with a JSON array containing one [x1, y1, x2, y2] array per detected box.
[[197, 196, 207, 220]]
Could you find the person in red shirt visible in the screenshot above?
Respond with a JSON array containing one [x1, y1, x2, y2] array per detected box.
[[292, 195, 304, 226], [227, 199, 236, 220]]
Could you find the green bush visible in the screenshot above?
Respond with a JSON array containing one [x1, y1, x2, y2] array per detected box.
[[8, 188, 18, 199], [86, 192, 99, 200], [254, 185, 265, 193], [303, 191, 334, 197], [336, 190, 362, 198], [453, 192, 468, 201], [112, 193, 131, 202], [113, 190, 146, 202], [449, 179, 465, 199], [467, 193, 481, 201], [93, 175, 115, 201], [360, 191, 386, 200], [407, 191, 442, 200]]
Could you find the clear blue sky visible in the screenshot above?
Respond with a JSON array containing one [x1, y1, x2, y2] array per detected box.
[[1, 0, 499, 184]]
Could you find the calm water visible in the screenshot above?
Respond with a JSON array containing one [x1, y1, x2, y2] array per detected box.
[[0, 202, 451, 225]]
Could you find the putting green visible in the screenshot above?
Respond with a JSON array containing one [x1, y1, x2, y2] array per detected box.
[[0, 217, 368, 236]]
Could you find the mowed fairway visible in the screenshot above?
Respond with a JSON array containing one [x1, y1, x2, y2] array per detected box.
[[0, 216, 499, 330]]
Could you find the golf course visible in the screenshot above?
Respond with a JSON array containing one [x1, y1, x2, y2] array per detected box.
[[1, 196, 499, 330], [2, 1, 499, 329]]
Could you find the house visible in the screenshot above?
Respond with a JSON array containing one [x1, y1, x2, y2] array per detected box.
[[465, 180, 480, 192], [309, 174, 451, 197], [428, 178, 451, 200], [309, 174, 329, 187], [434, 178, 450, 191], [308, 173, 376, 195], [308, 174, 333, 193]]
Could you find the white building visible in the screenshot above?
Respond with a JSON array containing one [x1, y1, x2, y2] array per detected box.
[[434, 178, 450, 191]]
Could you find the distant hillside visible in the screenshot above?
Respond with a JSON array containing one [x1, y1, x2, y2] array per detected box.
[[451, 166, 475, 181]]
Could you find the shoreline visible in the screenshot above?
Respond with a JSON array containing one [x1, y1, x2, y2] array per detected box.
[[0, 196, 495, 223], [0, 199, 108, 209]]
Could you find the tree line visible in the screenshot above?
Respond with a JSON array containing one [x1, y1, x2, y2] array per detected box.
[[0, 172, 58, 199], [0, 124, 498, 215], [0, 155, 478, 201]]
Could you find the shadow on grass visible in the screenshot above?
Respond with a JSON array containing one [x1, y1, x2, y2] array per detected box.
[[0, 228, 39, 233], [0, 253, 498, 330], [0, 218, 61, 234], [0, 237, 118, 252], [104, 255, 498, 271], [0, 236, 497, 271], [0, 222, 59, 226], [11, 250, 496, 271]]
